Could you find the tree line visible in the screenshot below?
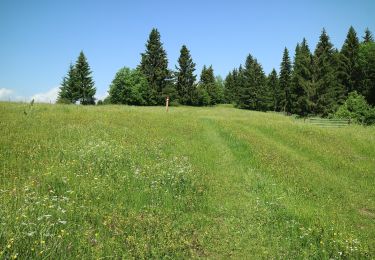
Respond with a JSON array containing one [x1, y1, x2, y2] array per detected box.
[[57, 27, 375, 121], [225, 27, 375, 118]]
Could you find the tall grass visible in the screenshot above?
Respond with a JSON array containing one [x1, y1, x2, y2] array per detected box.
[[1, 102, 374, 258]]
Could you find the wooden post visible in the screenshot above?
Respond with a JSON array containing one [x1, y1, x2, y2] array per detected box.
[[166, 96, 169, 112]]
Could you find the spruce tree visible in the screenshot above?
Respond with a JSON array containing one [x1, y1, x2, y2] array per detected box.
[[175, 45, 196, 105], [291, 39, 314, 116], [313, 29, 345, 116], [57, 64, 79, 103], [224, 71, 234, 103], [267, 69, 281, 111], [75, 51, 96, 105], [340, 26, 361, 94], [139, 28, 169, 105], [200, 65, 217, 104], [238, 55, 255, 109], [252, 60, 268, 111], [279, 48, 292, 113], [363, 28, 374, 43]]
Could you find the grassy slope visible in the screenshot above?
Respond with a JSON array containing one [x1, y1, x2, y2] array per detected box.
[[0, 103, 374, 259]]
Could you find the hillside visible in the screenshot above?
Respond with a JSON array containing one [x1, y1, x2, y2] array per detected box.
[[1, 103, 374, 258]]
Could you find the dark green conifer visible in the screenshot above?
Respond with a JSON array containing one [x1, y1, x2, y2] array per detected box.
[[340, 26, 361, 94], [175, 45, 196, 105], [291, 39, 314, 116], [75, 51, 96, 105], [57, 63, 79, 103], [363, 28, 374, 43], [313, 29, 345, 116], [267, 69, 281, 111], [139, 28, 169, 105], [279, 48, 292, 113]]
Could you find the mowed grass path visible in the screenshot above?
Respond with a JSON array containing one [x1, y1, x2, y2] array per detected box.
[[1, 103, 374, 258]]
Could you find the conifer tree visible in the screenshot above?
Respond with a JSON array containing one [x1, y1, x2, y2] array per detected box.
[[224, 71, 234, 103], [175, 45, 196, 105], [75, 51, 96, 105], [359, 41, 375, 105], [57, 64, 78, 103], [313, 29, 345, 116], [139, 28, 169, 105], [267, 69, 280, 111], [252, 60, 268, 111], [200, 65, 217, 104], [279, 48, 292, 113], [237, 55, 255, 109], [291, 39, 314, 116], [363, 28, 374, 43], [340, 26, 361, 94]]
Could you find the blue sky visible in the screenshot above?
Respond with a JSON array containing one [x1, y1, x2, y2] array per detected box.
[[0, 0, 374, 102]]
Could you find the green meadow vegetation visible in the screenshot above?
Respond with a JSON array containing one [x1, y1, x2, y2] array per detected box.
[[1, 102, 374, 258]]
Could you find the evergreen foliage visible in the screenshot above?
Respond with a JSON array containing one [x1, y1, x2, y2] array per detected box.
[[139, 28, 169, 105], [359, 41, 375, 105], [279, 48, 292, 113], [291, 39, 314, 116], [175, 45, 196, 105], [199, 65, 219, 105], [363, 28, 374, 43], [57, 64, 78, 104], [267, 69, 281, 111], [75, 51, 96, 105], [57, 51, 95, 105], [339, 26, 362, 94], [313, 29, 345, 116]]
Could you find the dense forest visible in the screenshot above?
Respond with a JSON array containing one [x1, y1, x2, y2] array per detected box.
[[58, 27, 375, 123]]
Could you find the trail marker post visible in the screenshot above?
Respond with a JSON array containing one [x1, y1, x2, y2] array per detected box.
[[166, 96, 169, 112]]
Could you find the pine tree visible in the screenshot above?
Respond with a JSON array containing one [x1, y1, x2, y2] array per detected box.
[[75, 51, 96, 105], [252, 60, 268, 111], [267, 69, 280, 111], [57, 64, 79, 103], [175, 45, 196, 105], [139, 28, 169, 105], [200, 65, 217, 105], [340, 26, 361, 94], [363, 28, 374, 43], [224, 71, 234, 103], [313, 29, 345, 116], [291, 39, 314, 116], [237, 55, 255, 109], [279, 48, 292, 113]]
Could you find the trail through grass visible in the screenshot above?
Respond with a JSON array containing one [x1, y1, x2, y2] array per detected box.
[[1, 103, 374, 258]]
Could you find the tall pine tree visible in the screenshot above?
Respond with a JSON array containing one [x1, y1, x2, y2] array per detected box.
[[340, 26, 361, 94], [57, 63, 79, 103], [267, 69, 281, 111], [291, 39, 314, 116], [75, 51, 96, 105], [313, 29, 345, 116], [200, 65, 218, 105], [139, 28, 169, 105], [175, 45, 196, 105], [279, 48, 292, 113]]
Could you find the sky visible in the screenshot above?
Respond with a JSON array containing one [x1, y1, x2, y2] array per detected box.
[[0, 0, 374, 102]]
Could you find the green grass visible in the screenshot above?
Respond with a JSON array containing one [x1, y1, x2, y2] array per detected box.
[[1, 102, 374, 259]]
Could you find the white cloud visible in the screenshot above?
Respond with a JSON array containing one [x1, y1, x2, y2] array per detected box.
[[31, 87, 60, 103], [0, 88, 14, 100]]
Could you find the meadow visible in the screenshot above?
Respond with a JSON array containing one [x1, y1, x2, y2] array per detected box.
[[0, 102, 374, 259]]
